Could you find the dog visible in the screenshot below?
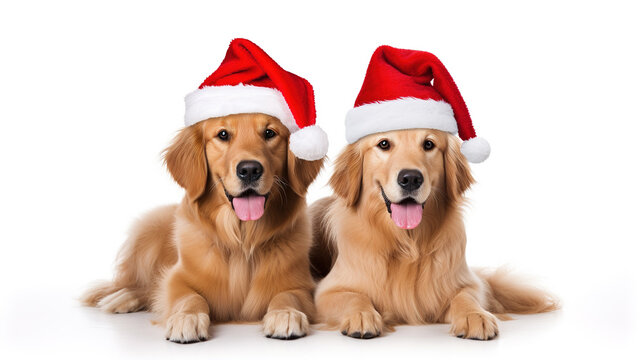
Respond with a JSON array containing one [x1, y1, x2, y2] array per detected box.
[[310, 129, 557, 340], [82, 113, 323, 343]]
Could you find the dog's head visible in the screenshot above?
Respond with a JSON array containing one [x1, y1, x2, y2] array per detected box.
[[330, 129, 473, 230], [165, 113, 323, 221]]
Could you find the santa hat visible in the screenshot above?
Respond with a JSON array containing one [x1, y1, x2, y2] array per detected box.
[[345, 45, 490, 163], [184, 38, 328, 161]]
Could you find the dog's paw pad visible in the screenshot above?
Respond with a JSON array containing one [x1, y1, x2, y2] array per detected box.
[[165, 312, 210, 344], [263, 308, 309, 340], [450, 311, 498, 340]]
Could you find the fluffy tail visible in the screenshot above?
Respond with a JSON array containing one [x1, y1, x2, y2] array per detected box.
[[477, 268, 559, 316], [80, 280, 122, 306], [80, 205, 178, 313]]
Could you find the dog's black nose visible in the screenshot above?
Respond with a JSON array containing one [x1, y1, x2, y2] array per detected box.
[[237, 160, 263, 183], [397, 169, 423, 191]]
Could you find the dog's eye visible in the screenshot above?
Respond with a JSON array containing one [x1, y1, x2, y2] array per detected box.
[[217, 130, 229, 141], [377, 140, 390, 150], [264, 129, 276, 140], [424, 140, 435, 151]]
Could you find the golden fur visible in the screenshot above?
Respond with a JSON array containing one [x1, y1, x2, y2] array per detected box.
[[311, 129, 557, 340], [82, 113, 323, 343]]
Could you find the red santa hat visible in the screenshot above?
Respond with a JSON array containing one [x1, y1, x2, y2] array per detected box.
[[184, 38, 328, 161], [345, 45, 490, 163]]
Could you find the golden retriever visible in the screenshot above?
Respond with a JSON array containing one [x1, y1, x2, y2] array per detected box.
[[81, 113, 323, 343], [310, 129, 557, 340]]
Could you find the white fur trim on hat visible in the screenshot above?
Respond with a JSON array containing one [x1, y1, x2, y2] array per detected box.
[[344, 97, 458, 144], [184, 84, 299, 133], [289, 125, 328, 161], [461, 137, 490, 163]]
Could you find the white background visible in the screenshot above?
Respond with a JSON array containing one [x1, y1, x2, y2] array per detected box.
[[1, 0, 642, 359]]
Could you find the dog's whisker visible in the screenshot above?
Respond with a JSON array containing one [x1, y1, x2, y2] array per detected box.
[[427, 187, 445, 210], [272, 175, 287, 204], [209, 177, 223, 193], [429, 185, 446, 202]]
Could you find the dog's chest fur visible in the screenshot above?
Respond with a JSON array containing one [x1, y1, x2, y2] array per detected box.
[[330, 201, 472, 324], [193, 246, 285, 323], [176, 228, 270, 322], [367, 255, 451, 324]]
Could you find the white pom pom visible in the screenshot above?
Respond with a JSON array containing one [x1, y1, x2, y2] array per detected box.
[[461, 137, 490, 163], [289, 125, 329, 161]]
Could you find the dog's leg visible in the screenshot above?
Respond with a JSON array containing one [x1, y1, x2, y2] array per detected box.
[[262, 289, 314, 340], [448, 287, 498, 340], [316, 289, 383, 339], [242, 218, 316, 340], [161, 275, 210, 344]]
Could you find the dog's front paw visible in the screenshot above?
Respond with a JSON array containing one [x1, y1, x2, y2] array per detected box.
[[165, 312, 210, 344], [263, 308, 309, 340], [450, 310, 498, 340], [340, 309, 383, 339]]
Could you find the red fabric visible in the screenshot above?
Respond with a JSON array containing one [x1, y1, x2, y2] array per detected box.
[[199, 38, 316, 129], [354, 45, 477, 141]]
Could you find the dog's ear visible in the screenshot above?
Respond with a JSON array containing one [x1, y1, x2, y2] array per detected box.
[[329, 143, 363, 206], [287, 150, 324, 198], [164, 124, 208, 201], [444, 135, 475, 201]]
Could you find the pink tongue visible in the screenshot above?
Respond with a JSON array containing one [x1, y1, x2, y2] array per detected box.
[[232, 195, 265, 221], [390, 203, 423, 229]]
